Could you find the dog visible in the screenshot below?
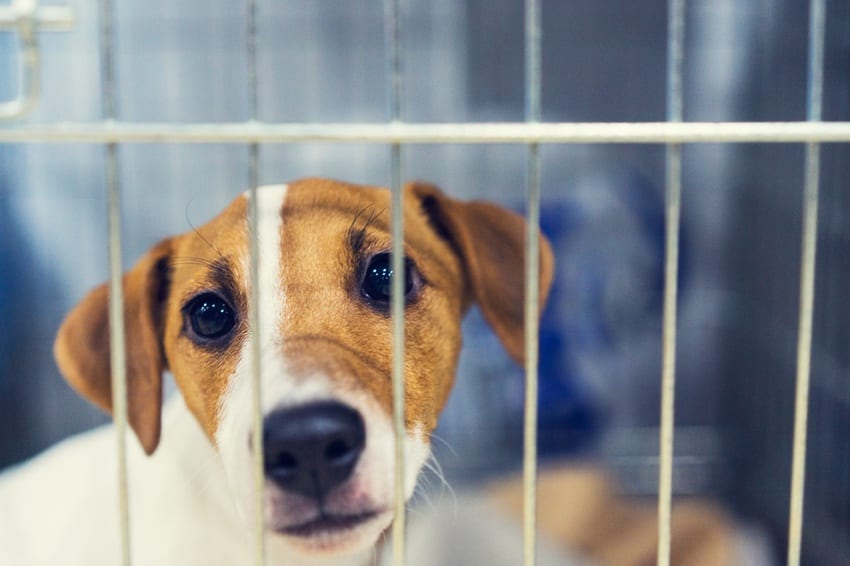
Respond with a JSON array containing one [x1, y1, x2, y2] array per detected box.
[[0, 178, 553, 565]]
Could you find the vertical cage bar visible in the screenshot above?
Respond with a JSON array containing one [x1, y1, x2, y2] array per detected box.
[[383, 0, 406, 564], [657, 1, 685, 565], [787, 1, 825, 564], [245, 0, 266, 564], [99, 0, 130, 563], [389, 142, 406, 566], [523, 0, 542, 564]]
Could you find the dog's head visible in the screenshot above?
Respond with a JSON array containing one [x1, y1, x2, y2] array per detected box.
[[54, 178, 553, 555]]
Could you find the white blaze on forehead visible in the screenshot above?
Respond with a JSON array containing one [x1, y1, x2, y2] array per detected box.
[[216, 185, 289, 519], [245, 184, 336, 414], [233, 183, 290, 406], [243, 183, 290, 412], [251, 184, 288, 349]]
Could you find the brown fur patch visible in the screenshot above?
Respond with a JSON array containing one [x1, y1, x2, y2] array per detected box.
[[280, 179, 466, 433], [161, 195, 251, 442], [54, 239, 173, 454]]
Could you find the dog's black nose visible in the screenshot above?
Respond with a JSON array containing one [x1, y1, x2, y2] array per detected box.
[[262, 402, 366, 500]]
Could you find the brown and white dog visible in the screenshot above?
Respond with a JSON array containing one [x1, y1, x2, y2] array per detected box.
[[0, 178, 553, 565]]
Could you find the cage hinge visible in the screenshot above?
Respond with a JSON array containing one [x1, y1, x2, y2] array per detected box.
[[0, 0, 75, 120]]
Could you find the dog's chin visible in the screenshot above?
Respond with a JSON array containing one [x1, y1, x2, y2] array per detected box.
[[267, 509, 393, 555]]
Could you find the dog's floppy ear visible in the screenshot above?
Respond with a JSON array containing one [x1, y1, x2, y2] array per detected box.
[[54, 239, 172, 455], [408, 181, 554, 365]]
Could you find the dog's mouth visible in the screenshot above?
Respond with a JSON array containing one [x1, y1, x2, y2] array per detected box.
[[278, 510, 382, 538]]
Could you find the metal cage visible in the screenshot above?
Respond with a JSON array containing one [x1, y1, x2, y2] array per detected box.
[[0, 0, 846, 564]]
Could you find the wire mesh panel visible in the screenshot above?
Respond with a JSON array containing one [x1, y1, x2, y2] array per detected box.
[[0, 1, 847, 565]]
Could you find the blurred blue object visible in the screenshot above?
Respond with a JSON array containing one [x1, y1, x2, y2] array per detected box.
[[0, 175, 26, 467], [535, 167, 689, 456], [0, 201, 8, 386]]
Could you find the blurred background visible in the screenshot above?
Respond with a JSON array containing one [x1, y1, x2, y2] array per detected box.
[[0, 0, 848, 563]]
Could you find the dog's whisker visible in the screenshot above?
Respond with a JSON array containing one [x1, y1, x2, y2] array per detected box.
[[427, 431, 458, 457], [171, 256, 219, 269], [346, 204, 375, 256], [408, 460, 446, 515], [407, 486, 432, 514], [185, 203, 226, 261], [422, 453, 458, 517]]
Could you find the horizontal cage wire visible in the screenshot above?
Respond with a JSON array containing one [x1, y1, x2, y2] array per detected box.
[[1, 121, 850, 143]]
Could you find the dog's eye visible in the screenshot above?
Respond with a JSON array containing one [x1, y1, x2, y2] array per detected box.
[[361, 253, 414, 304], [186, 293, 236, 341]]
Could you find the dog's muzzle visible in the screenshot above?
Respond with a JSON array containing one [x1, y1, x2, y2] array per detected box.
[[262, 401, 366, 501]]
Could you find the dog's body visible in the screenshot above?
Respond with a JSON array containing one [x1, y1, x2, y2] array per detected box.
[[0, 178, 553, 565]]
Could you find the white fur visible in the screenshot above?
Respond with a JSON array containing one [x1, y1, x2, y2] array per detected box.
[[216, 185, 290, 528], [0, 396, 374, 566]]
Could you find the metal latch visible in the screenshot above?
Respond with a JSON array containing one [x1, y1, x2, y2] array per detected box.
[[0, 0, 75, 120]]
